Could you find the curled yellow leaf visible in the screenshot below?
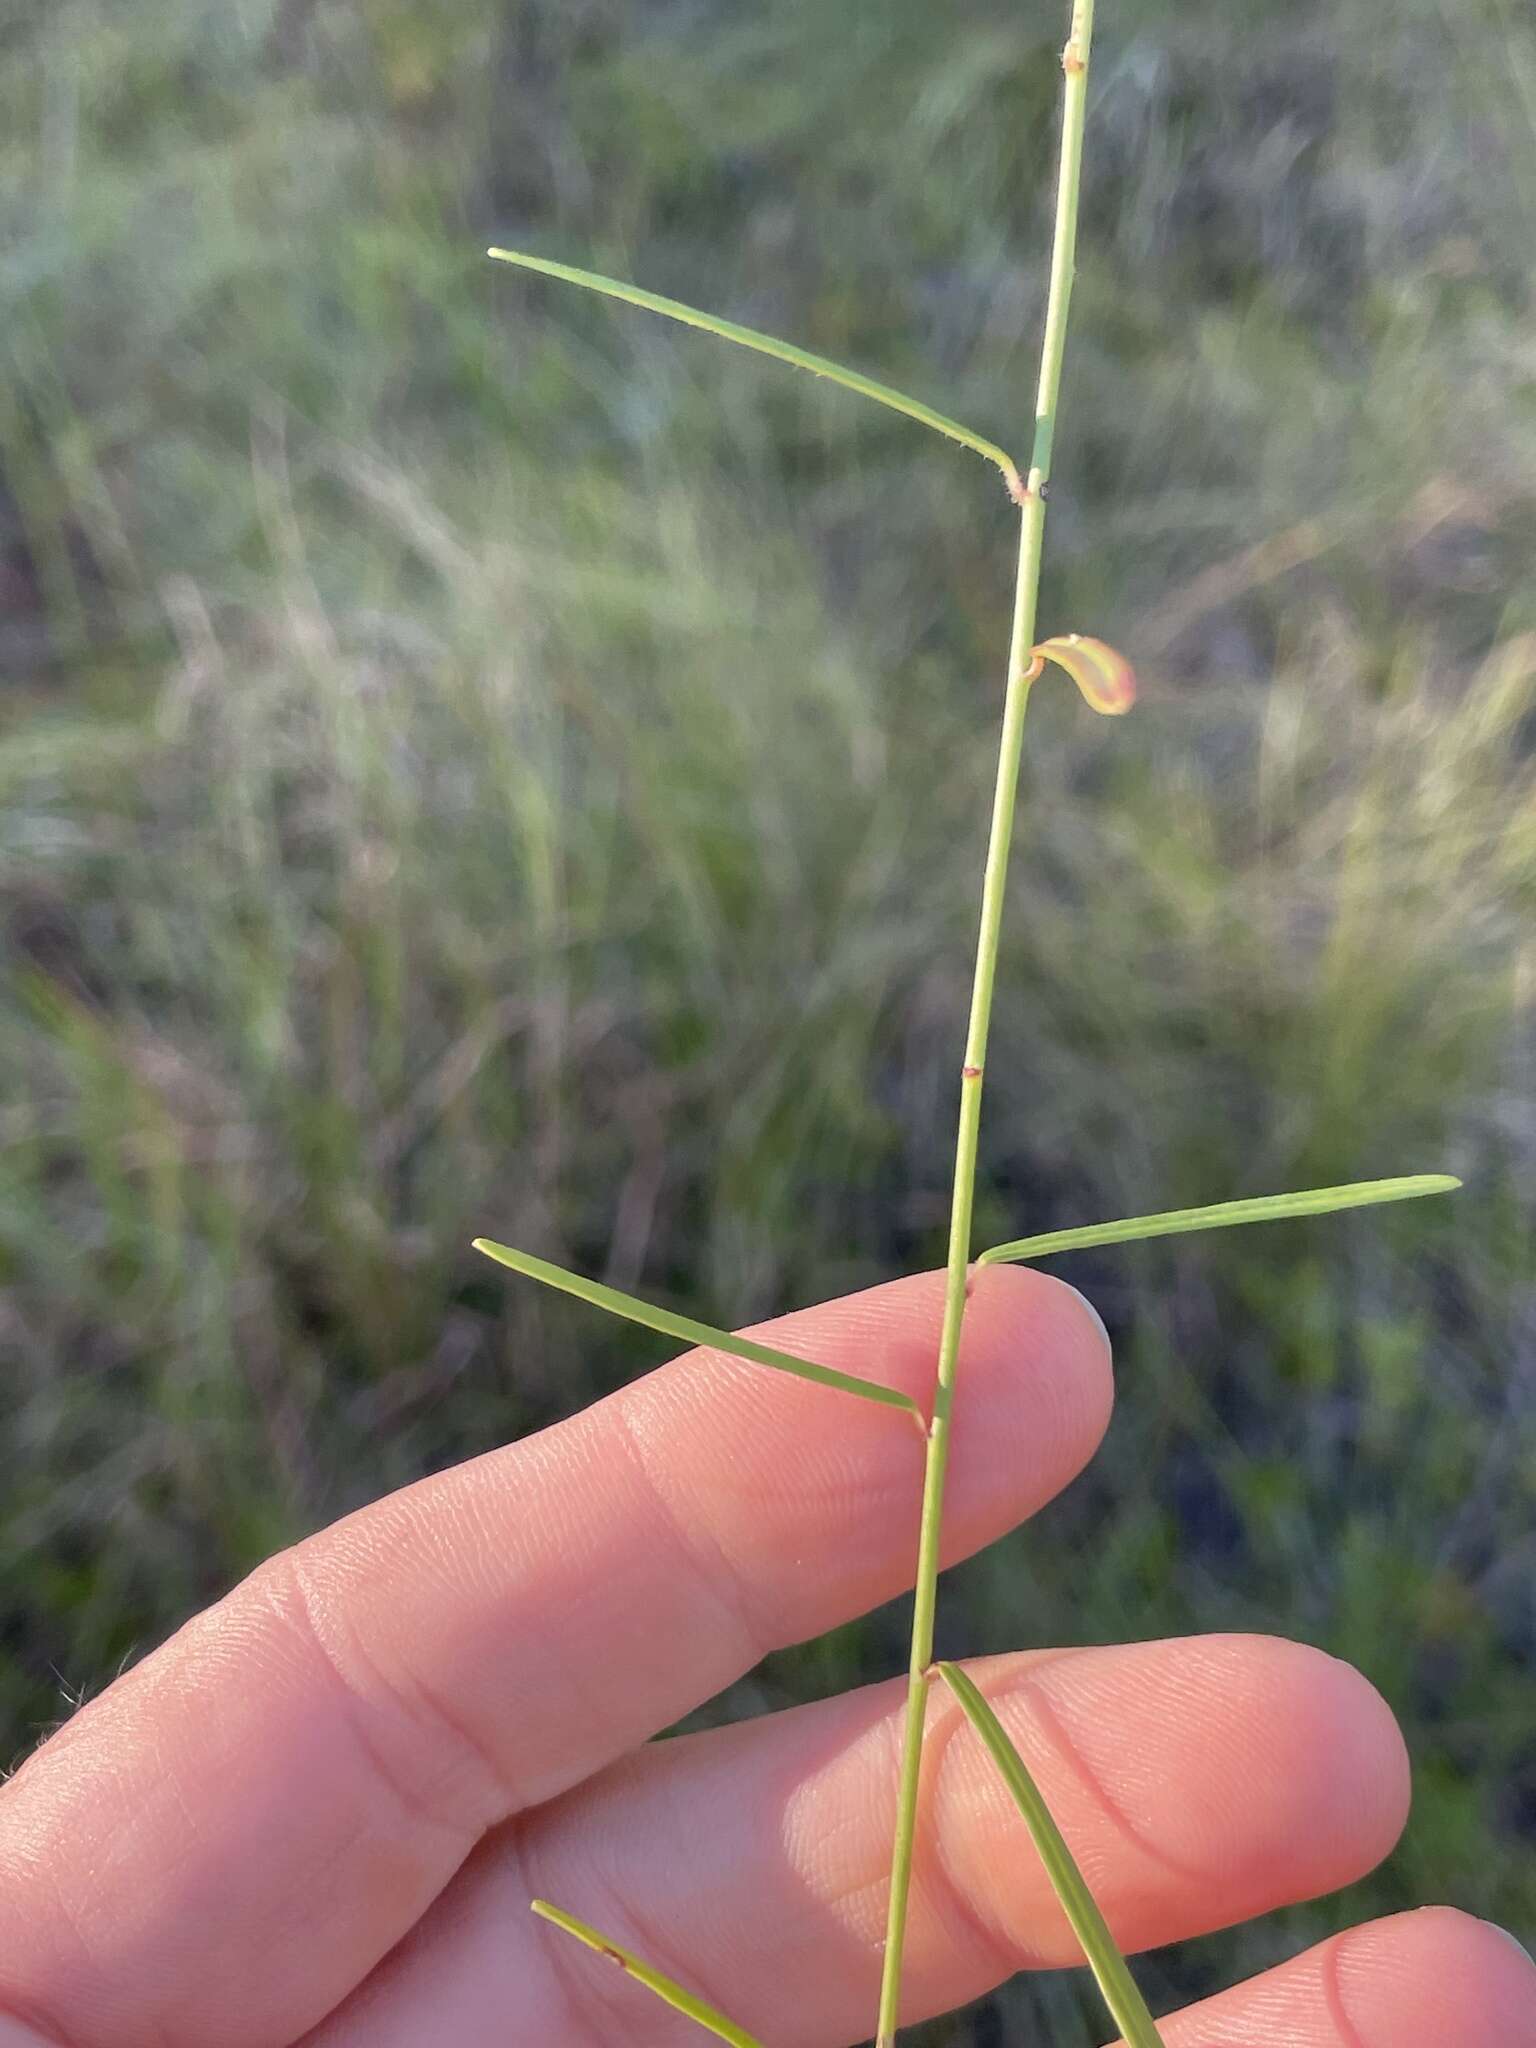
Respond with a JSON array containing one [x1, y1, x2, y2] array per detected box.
[[1027, 633, 1136, 715]]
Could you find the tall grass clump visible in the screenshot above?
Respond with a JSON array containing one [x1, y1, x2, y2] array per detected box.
[[473, 6, 1456, 2039]]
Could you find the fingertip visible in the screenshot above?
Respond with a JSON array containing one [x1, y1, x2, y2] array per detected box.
[[1478, 1914, 1536, 1976], [959, 1262, 1115, 1467], [1332, 1907, 1536, 2048], [1309, 1648, 1412, 1861], [948, 1633, 1412, 1944], [1177, 1636, 1411, 1890], [1059, 1278, 1113, 1367]]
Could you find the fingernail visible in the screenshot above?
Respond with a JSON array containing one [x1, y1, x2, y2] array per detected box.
[[0, 2016, 63, 2047], [1062, 1282, 1112, 1366], [1483, 1919, 1535, 1970]]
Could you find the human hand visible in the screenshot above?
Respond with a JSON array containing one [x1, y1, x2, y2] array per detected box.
[[1, 1268, 1530, 2047]]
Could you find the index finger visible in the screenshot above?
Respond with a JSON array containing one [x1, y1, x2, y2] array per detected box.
[[0, 1264, 1110, 2048]]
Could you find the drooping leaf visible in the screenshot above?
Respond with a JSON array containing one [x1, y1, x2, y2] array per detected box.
[[1028, 633, 1136, 715], [473, 1237, 925, 1426], [487, 246, 1023, 499], [934, 1663, 1167, 2048], [530, 1901, 766, 2048], [977, 1173, 1459, 1268]]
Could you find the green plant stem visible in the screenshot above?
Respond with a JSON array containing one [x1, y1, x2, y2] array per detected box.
[[873, 6, 1096, 2042]]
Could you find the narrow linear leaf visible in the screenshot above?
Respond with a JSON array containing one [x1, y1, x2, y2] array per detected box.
[[1029, 633, 1136, 715], [486, 246, 1023, 498], [473, 1237, 924, 1425], [531, 1900, 765, 2048], [977, 1173, 1460, 1269], [934, 1664, 1167, 2048]]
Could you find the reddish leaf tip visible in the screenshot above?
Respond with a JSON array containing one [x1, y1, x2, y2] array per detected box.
[[1029, 633, 1137, 715]]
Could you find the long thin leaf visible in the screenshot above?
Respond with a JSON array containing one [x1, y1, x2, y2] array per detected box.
[[530, 1900, 765, 2048], [934, 1663, 1166, 2048], [976, 1173, 1459, 1268], [473, 1237, 925, 1427], [486, 246, 1023, 498]]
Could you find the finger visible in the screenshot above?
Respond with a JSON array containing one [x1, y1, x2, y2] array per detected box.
[[0, 1264, 1111, 2048], [305, 1633, 1411, 2045], [1142, 1906, 1536, 2048]]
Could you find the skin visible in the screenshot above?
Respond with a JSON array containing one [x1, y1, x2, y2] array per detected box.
[[0, 1266, 1529, 2048]]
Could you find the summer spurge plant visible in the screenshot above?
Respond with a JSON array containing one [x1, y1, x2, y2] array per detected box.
[[478, 4, 1457, 2040]]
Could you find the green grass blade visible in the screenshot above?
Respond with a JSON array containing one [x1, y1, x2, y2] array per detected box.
[[934, 1663, 1166, 2048], [473, 1237, 924, 1426], [530, 1900, 766, 2048], [486, 246, 1023, 498], [976, 1173, 1460, 1269]]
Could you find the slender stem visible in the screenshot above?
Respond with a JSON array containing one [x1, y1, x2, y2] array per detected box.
[[873, 6, 1097, 2041], [1026, 1, 1094, 497]]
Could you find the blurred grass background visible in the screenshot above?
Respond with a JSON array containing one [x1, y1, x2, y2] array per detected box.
[[2, 0, 1534, 2037]]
